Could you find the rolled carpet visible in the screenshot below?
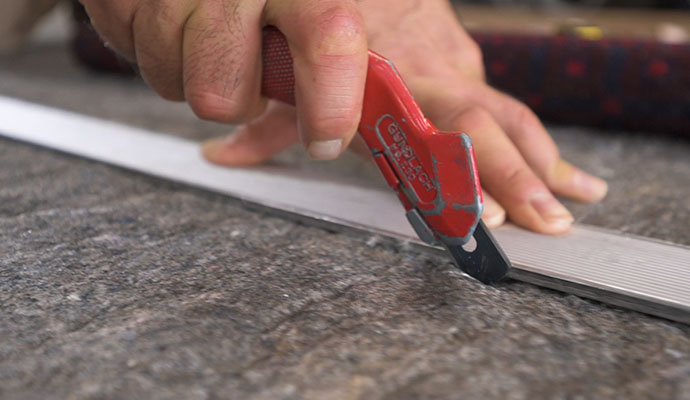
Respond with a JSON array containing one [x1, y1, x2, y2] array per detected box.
[[474, 32, 690, 137]]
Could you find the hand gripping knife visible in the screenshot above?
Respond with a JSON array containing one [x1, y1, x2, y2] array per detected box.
[[261, 27, 511, 283]]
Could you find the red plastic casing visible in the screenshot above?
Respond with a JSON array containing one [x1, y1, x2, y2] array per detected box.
[[261, 27, 483, 245]]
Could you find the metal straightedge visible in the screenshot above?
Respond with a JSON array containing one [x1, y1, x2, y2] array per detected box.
[[0, 96, 688, 324]]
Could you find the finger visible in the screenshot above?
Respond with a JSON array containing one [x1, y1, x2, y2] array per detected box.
[[265, 0, 368, 160], [202, 101, 299, 166], [449, 106, 573, 234], [482, 191, 506, 229], [548, 158, 608, 202], [79, 0, 139, 60], [477, 88, 608, 203], [182, 0, 267, 123], [411, 80, 574, 234], [132, 2, 195, 100]]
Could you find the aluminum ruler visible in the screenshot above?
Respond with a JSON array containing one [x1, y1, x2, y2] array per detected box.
[[1, 95, 688, 324]]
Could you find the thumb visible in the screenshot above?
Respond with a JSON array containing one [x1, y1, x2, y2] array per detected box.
[[202, 101, 299, 166]]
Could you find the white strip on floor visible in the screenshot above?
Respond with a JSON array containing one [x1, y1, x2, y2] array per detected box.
[[1, 96, 688, 324]]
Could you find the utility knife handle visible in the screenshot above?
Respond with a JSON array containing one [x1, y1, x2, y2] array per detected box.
[[261, 27, 484, 249], [261, 26, 511, 283]]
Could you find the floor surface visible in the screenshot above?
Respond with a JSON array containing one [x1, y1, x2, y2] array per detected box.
[[0, 40, 689, 399]]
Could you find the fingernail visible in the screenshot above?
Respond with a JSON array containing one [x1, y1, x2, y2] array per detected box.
[[202, 132, 242, 162], [307, 139, 343, 160], [482, 203, 506, 228], [201, 138, 224, 160], [573, 169, 608, 202], [483, 213, 506, 229], [529, 191, 574, 228]]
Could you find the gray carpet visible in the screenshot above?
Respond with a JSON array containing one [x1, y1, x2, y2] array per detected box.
[[1, 42, 689, 399]]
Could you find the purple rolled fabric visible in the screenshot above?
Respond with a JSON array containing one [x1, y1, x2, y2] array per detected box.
[[473, 32, 690, 137]]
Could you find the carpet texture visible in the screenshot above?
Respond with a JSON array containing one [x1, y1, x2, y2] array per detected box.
[[0, 42, 688, 400]]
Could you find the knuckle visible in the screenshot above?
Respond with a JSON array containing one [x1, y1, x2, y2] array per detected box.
[[310, 6, 365, 57], [510, 102, 541, 137], [465, 40, 484, 70], [499, 164, 541, 200], [502, 165, 530, 187], [308, 108, 361, 139], [186, 89, 245, 122], [139, 1, 177, 25], [153, 83, 185, 102], [450, 106, 493, 130]]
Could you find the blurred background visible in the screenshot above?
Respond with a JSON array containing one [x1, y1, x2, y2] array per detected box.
[[1, 0, 688, 136], [451, 0, 690, 136]]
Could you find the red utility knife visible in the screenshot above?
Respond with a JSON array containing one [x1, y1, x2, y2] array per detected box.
[[261, 27, 511, 283]]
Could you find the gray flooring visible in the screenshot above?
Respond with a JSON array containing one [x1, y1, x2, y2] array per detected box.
[[1, 42, 689, 399]]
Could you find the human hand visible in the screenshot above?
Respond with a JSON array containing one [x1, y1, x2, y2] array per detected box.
[[79, 0, 369, 159], [203, 0, 608, 234]]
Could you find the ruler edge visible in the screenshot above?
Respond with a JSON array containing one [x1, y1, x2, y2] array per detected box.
[[1, 95, 688, 324]]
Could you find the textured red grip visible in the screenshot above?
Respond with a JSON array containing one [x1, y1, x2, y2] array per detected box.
[[259, 26, 509, 282], [261, 27, 297, 106]]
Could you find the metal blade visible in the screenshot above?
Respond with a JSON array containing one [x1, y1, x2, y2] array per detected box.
[[445, 221, 511, 284]]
